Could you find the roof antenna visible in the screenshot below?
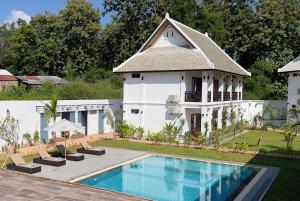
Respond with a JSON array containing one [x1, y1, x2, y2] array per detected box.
[[205, 32, 208, 37], [165, 12, 170, 19]]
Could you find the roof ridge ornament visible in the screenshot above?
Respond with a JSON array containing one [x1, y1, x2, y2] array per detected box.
[[165, 12, 170, 19], [205, 32, 208, 37]]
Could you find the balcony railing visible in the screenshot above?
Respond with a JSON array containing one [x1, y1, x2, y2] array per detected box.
[[185, 91, 202, 102], [232, 92, 238, 100], [213, 92, 221, 102], [207, 91, 211, 102], [223, 92, 230, 101]]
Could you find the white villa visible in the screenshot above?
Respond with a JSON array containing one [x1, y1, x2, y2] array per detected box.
[[278, 54, 300, 115], [114, 14, 251, 135]]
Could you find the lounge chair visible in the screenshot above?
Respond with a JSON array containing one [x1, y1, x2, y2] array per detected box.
[[33, 147, 66, 167], [56, 144, 84, 161], [7, 153, 41, 174], [77, 141, 105, 155]]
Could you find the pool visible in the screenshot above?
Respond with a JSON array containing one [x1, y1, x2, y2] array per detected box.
[[80, 155, 259, 201]]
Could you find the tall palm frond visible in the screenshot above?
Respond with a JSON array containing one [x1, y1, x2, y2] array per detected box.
[[44, 94, 58, 124]]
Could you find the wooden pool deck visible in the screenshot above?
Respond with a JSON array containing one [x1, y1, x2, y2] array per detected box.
[[0, 169, 149, 201]]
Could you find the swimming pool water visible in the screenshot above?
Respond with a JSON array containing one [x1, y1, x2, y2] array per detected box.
[[80, 155, 258, 201]]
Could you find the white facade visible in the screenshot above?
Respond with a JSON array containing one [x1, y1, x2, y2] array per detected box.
[[286, 72, 300, 113], [0, 99, 122, 147], [116, 14, 286, 137]]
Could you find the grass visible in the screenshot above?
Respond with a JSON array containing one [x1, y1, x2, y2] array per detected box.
[[224, 130, 300, 154], [91, 139, 300, 201]]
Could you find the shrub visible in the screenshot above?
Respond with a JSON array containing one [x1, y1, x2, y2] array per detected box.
[[282, 123, 297, 152], [22, 132, 33, 146], [162, 119, 185, 144], [119, 121, 130, 138], [136, 127, 144, 140], [33, 130, 39, 144], [147, 131, 163, 143], [182, 131, 193, 147], [194, 132, 207, 149]]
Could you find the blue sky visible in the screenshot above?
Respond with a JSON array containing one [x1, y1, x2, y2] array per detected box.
[[0, 0, 111, 25]]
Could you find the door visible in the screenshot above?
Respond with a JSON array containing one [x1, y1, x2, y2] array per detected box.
[[98, 110, 104, 134], [192, 77, 202, 101], [191, 113, 201, 134], [40, 114, 48, 143], [213, 79, 219, 93]]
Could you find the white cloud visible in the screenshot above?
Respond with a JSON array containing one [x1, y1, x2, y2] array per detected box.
[[4, 10, 31, 24]]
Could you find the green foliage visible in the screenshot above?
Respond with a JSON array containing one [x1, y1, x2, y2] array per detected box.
[[0, 115, 20, 152], [147, 131, 164, 143], [162, 119, 185, 144], [282, 123, 297, 152], [136, 127, 144, 140], [44, 93, 58, 123], [182, 131, 193, 147], [22, 132, 33, 146], [194, 132, 207, 149], [0, 79, 122, 100], [33, 130, 39, 144], [119, 121, 132, 139], [0, 0, 299, 99], [235, 142, 249, 151]]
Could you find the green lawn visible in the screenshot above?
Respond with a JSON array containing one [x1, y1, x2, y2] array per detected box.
[[92, 139, 300, 201], [224, 130, 300, 154]]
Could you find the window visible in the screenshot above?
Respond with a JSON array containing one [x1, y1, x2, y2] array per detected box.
[[293, 73, 298, 77], [298, 88, 300, 95], [131, 109, 139, 114], [292, 105, 296, 108], [132, 73, 140, 78], [298, 100, 300, 105]]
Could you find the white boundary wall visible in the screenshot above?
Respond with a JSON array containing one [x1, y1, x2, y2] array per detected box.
[[0, 99, 122, 147]]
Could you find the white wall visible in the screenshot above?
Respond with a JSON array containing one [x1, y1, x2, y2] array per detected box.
[[0, 99, 122, 147], [152, 24, 190, 48], [287, 73, 300, 109]]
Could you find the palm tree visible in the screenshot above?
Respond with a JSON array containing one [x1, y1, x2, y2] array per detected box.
[[44, 94, 58, 124]]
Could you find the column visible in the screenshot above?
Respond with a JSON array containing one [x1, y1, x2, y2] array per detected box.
[[201, 107, 212, 137], [219, 75, 224, 101], [227, 75, 232, 101], [207, 71, 214, 102], [217, 107, 223, 129], [202, 71, 209, 103]]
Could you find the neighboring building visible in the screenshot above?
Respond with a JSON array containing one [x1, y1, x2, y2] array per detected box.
[[114, 13, 251, 136], [15, 76, 68, 89], [0, 69, 18, 92], [278, 54, 300, 117], [0, 99, 122, 147]]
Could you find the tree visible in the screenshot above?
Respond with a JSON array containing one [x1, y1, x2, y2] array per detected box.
[[44, 94, 58, 124], [0, 114, 20, 168], [104, 109, 115, 135]]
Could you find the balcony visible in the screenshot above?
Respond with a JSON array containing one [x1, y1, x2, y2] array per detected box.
[[232, 92, 238, 100], [213, 92, 221, 102], [185, 91, 202, 102], [223, 92, 230, 101]]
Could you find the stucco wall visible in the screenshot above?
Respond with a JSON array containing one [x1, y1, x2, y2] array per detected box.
[[0, 99, 122, 147]]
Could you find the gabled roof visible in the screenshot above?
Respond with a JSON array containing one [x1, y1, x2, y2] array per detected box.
[[278, 55, 300, 73], [114, 14, 251, 76]]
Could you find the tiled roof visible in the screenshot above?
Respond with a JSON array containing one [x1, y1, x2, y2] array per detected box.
[[173, 21, 250, 76], [114, 46, 211, 72], [114, 16, 251, 76], [278, 55, 300, 73], [0, 75, 17, 81]]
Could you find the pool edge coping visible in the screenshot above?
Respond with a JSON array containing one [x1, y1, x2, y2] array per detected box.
[[70, 151, 279, 201]]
